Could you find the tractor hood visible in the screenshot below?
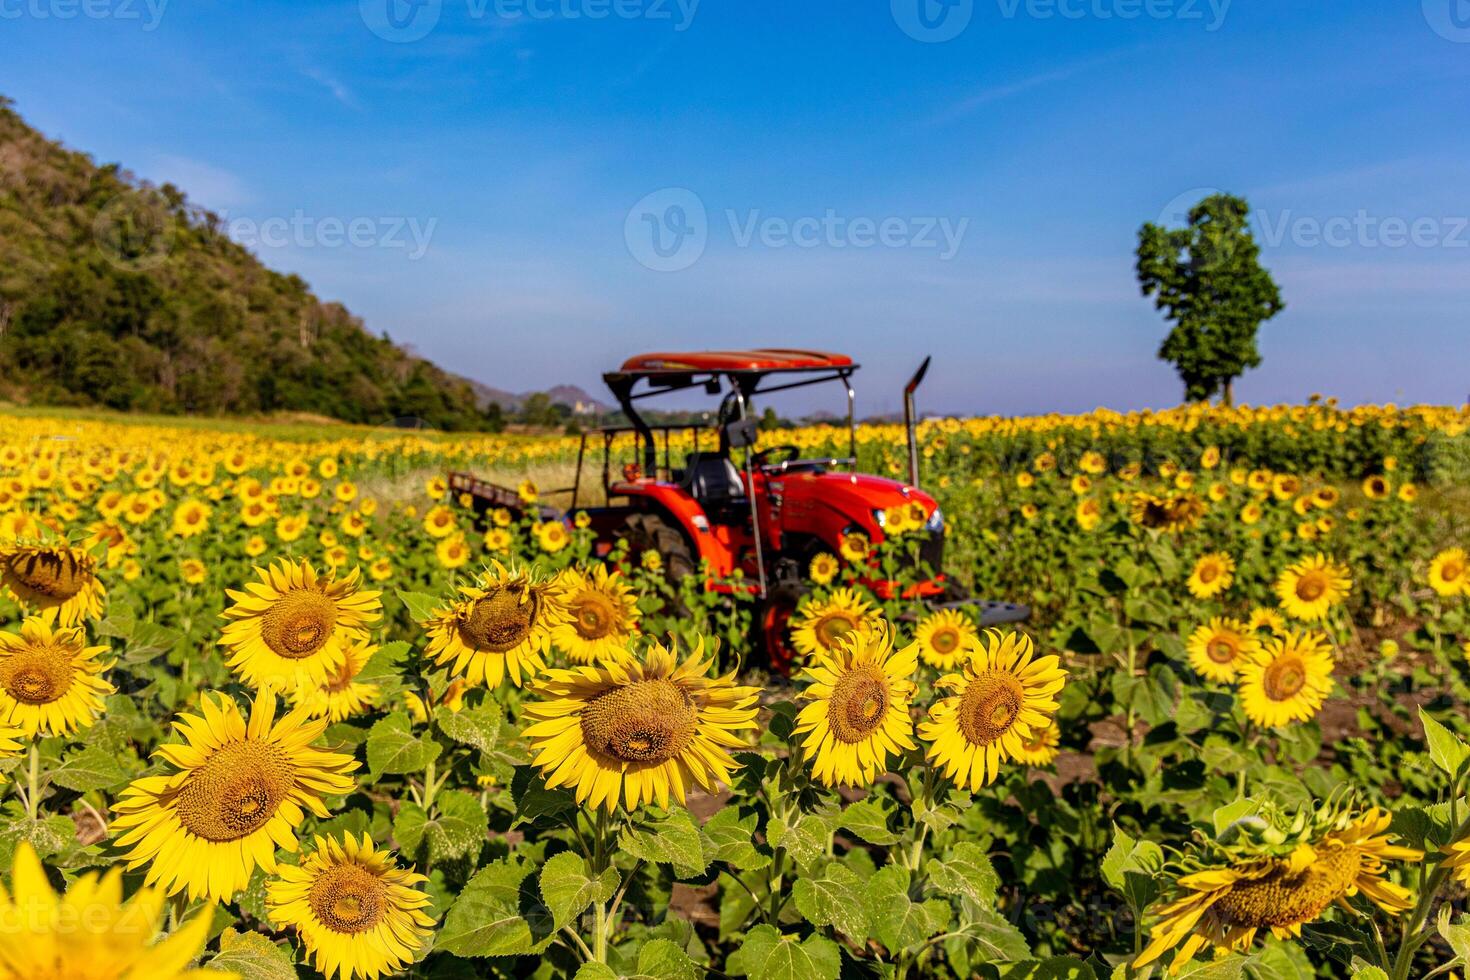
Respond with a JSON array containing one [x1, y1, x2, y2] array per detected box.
[[775, 470, 939, 540]]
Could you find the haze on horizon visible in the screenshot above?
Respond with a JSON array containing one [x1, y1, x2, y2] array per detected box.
[[4, 1, 1467, 418]]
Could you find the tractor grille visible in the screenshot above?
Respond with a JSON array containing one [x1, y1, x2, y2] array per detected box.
[[908, 529, 944, 578]]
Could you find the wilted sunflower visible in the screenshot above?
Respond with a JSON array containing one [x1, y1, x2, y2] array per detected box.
[[551, 565, 640, 665], [221, 559, 382, 693], [919, 629, 1067, 791], [0, 541, 106, 626], [790, 587, 880, 660], [424, 561, 566, 688], [913, 608, 977, 670], [523, 637, 759, 811], [1136, 805, 1420, 974], [1187, 552, 1235, 600], [266, 833, 434, 980], [289, 639, 381, 722], [1130, 492, 1205, 533], [0, 616, 115, 736], [1238, 631, 1335, 728], [0, 841, 223, 980], [1428, 547, 1469, 598], [111, 690, 359, 901], [1274, 554, 1352, 621], [794, 623, 917, 787], [1186, 617, 1259, 684]]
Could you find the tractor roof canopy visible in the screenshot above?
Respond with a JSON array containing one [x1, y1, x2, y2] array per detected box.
[[616, 349, 856, 376]]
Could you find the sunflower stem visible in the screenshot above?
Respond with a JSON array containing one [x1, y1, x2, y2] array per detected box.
[[592, 806, 611, 963], [25, 742, 40, 820]]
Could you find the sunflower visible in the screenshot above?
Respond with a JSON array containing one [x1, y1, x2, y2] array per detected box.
[[1130, 492, 1205, 533], [1238, 631, 1335, 728], [1136, 806, 1420, 974], [1247, 606, 1287, 634], [289, 639, 382, 722], [1443, 837, 1470, 886], [170, 499, 212, 538], [808, 552, 839, 585], [0, 616, 115, 736], [0, 722, 22, 777], [551, 565, 640, 665], [838, 532, 870, 563], [0, 541, 106, 626], [1011, 719, 1060, 767], [918, 629, 1067, 791], [536, 521, 570, 553], [1274, 554, 1352, 621], [790, 588, 881, 660], [0, 841, 222, 980], [423, 561, 566, 688], [913, 609, 977, 670], [1187, 552, 1235, 600], [794, 623, 917, 787], [266, 833, 435, 980], [1428, 547, 1469, 598], [436, 534, 471, 569], [1186, 617, 1259, 684], [111, 690, 359, 901], [1361, 474, 1390, 500], [1075, 497, 1102, 531], [523, 637, 760, 811]]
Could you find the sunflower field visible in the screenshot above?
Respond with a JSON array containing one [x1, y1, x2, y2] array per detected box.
[[1, 401, 1470, 979]]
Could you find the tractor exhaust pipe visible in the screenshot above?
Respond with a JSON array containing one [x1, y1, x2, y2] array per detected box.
[[904, 356, 931, 488]]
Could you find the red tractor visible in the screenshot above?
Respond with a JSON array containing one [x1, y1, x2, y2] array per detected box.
[[450, 349, 1026, 672]]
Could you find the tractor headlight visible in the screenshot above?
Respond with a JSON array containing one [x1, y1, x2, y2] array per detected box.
[[924, 507, 944, 533], [872, 509, 886, 528]]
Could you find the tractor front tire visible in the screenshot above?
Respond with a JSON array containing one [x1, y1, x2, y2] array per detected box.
[[757, 581, 808, 679], [619, 513, 696, 581]]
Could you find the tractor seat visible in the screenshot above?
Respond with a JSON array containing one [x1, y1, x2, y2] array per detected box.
[[682, 452, 745, 503]]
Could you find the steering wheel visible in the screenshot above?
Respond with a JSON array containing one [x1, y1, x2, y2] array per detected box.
[[751, 445, 801, 468]]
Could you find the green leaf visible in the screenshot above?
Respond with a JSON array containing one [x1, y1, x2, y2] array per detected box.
[[1100, 825, 1164, 913], [539, 851, 619, 929], [927, 841, 1000, 908], [1348, 969, 1389, 980], [838, 798, 900, 845], [1419, 707, 1470, 777], [765, 814, 826, 873], [204, 929, 298, 980], [1212, 798, 1262, 838], [438, 858, 555, 957], [1437, 905, 1470, 964], [366, 711, 441, 777], [0, 804, 77, 867], [50, 744, 131, 792], [436, 701, 503, 754], [791, 862, 869, 939], [998, 958, 1096, 979], [864, 864, 951, 954], [702, 804, 770, 871], [357, 640, 412, 694], [575, 965, 619, 980], [620, 809, 707, 879], [511, 769, 577, 826], [398, 589, 443, 623], [394, 790, 485, 864], [736, 924, 841, 980], [633, 938, 702, 980]]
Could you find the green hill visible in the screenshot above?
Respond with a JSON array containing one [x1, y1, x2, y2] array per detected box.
[[0, 96, 493, 431]]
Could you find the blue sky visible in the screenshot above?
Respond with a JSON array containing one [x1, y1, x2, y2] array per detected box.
[[3, 1, 1468, 416]]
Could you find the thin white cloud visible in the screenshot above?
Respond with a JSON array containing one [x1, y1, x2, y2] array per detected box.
[[302, 66, 360, 110], [924, 47, 1145, 125]]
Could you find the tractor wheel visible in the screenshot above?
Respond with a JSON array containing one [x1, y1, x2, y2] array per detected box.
[[619, 513, 696, 581], [757, 581, 808, 679]]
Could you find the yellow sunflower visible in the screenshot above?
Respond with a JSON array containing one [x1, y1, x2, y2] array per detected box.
[[0, 722, 22, 778], [918, 629, 1067, 791], [111, 690, 359, 901], [1011, 719, 1060, 767], [435, 534, 471, 569], [1361, 474, 1390, 500], [0, 616, 115, 736], [794, 623, 917, 787], [0, 841, 225, 980], [536, 521, 570, 553], [1247, 606, 1287, 634], [809, 552, 839, 585], [423, 561, 567, 688], [266, 833, 435, 980], [838, 532, 870, 563], [1428, 547, 1469, 598], [790, 587, 880, 660], [220, 559, 382, 693], [0, 541, 106, 626], [1130, 492, 1205, 533], [551, 565, 641, 665], [1136, 807, 1420, 974], [913, 608, 977, 670], [1274, 554, 1352, 621], [1443, 837, 1470, 886], [1238, 631, 1335, 728], [1186, 617, 1259, 684], [1187, 552, 1235, 600], [289, 639, 382, 722], [523, 637, 759, 812]]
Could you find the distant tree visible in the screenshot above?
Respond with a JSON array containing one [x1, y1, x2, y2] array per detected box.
[[759, 407, 782, 431], [519, 393, 557, 427], [1136, 194, 1284, 405], [483, 401, 506, 433]]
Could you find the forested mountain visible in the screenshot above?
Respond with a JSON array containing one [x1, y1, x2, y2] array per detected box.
[[0, 96, 494, 430]]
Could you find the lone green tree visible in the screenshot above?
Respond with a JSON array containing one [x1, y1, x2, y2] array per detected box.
[[1136, 194, 1283, 405]]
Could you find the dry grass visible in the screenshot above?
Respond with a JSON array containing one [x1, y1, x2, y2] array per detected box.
[[357, 458, 609, 515]]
